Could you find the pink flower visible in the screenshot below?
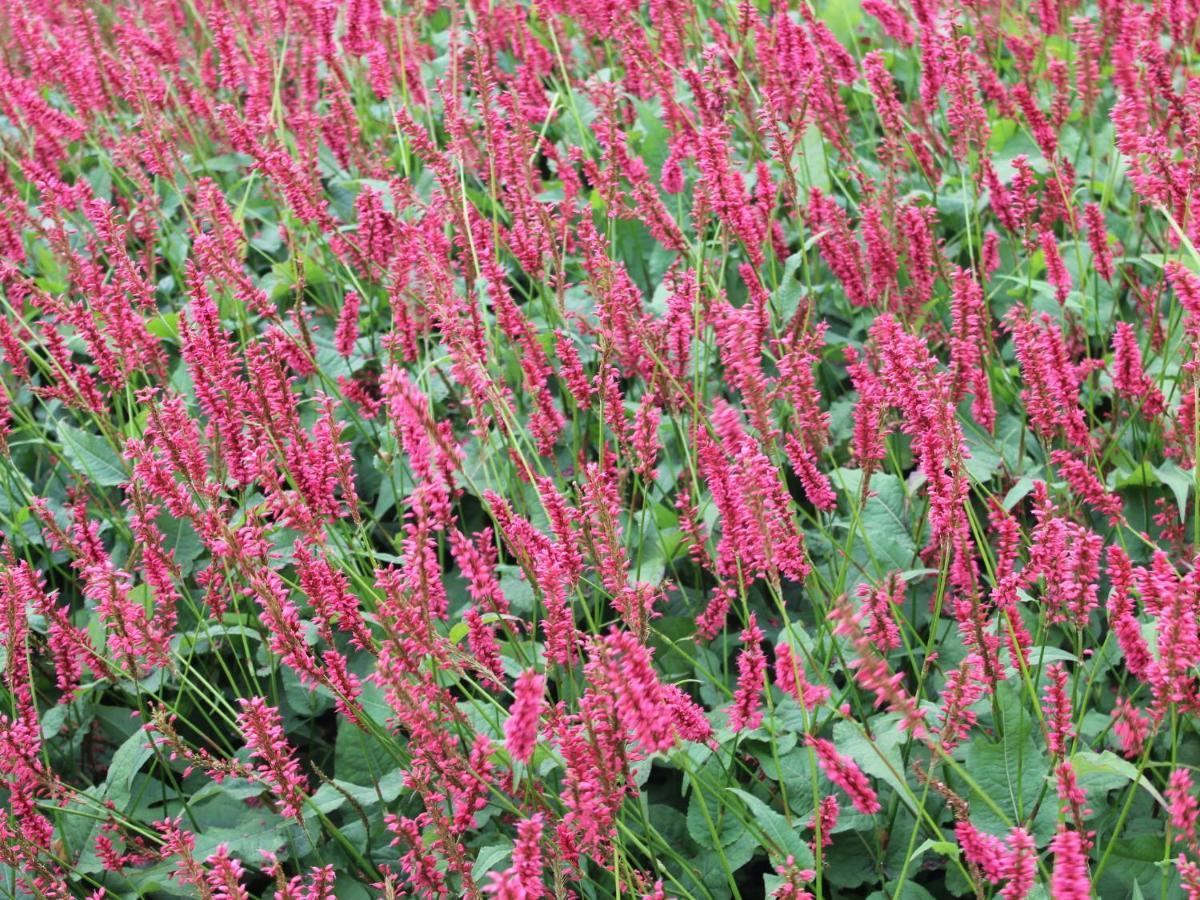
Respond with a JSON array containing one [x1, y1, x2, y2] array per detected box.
[[867, 315, 969, 553], [505, 671, 546, 765], [857, 575, 903, 651], [1049, 827, 1091, 899], [806, 736, 880, 814], [830, 596, 927, 737], [662, 684, 713, 744], [485, 814, 545, 898], [660, 150, 684, 193], [236, 697, 309, 820], [1040, 229, 1072, 304], [730, 615, 767, 732], [1179, 855, 1200, 900], [1169, 769, 1200, 839], [770, 856, 817, 899], [204, 844, 249, 899], [1056, 760, 1091, 826], [949, 267, 996, 431], [1110, 698, 1152, 759], [698, 405, 810, 587], [775, 643, 830, 710], [956, 821, 1007, 881], [1043, 664, 1075, 758], [1084, 204, 1115, 282], [1024, 485, 1103, 630], [808, 795, 839, 848], [465, 608, 505, 686], [335, 290, 360, 357], [1111, 322, 1165, 417], [844, 345, 890, 471], [1000, 827, 1037, 899], [1013, 84, 1058, 159], [632, 398, 662, 481], [1050, 450, 1123, 523], [554, 330, 594, 410], [861, 203, 899, 303], [937, 654, 987, 749], [806, 190, 868, 307], [861, 0, 914, 44], [1007, 309, 1093, 450], [598, 630, 679, 754]]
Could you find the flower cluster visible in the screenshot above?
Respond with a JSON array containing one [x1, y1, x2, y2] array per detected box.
[[1, 0, 1198, 897]]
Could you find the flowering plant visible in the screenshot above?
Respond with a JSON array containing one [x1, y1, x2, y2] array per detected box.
[[2, 0, 1200, 897]]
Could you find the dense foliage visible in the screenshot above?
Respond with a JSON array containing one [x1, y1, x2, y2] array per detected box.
[[4, 0, 1200, 897]]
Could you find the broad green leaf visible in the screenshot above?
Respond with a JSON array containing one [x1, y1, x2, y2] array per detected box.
[[963, 726, 1056, 843], [335, 683, 397, 786], [1156, 460, 1193, 523], [103, 730, 155, 808], [727, 788, 815, 868], [57, 421, 127, 486], [964, 432, 1002, 483], [834, 471, 917, 574], [154, 511, 204, 573], [691, 830, 758, 892], [910, 838, 959, 863], [1070, 749, 1165, 807], [687, 780, 744, 849], [1004, 476, 1038, 510], [799, 124, 831, 195], [308, 769, 407, 814], [866, 884, 937, 900], [833, 717, 914, 813], [473, 842, 514, 881]]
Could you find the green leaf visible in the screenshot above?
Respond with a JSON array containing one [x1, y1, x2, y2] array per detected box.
[[774, 252, 807, 323], [1004, 645, 1078, 676], [690, 830, 758, 892], [833, 717, 913, 813], [1114, 461, 1158, 489], [57, 421, 127, 486], [1094, 833, 1174, 897], [103, 730, 155, 808], [834, 471, 917, 573], [1004, 476, 1037, 510], [146, 312, 180, 340], [910, 838, 959, 864], [335, 682, 396, 785], [154, 511, 204, 574], [1070, 749, 1165, 807], [866, 884, 937, 900], [1156, 460, 1192, 524], [963, 693, 1056, 844], [308, 770, 407, 814], [727, 788, 815, 868], [473, 842, 514, 881], [751, 743, 815, 794], [799, 124, 831, 195], [498, 565, 535, 616], [964, 432, 1002, 483], [687, 780, 744, 849]]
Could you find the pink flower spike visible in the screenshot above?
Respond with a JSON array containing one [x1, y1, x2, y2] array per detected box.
[[505, 670, 546, 765], [236, 697, 309, 820], [806, 735, 880, 815], [1049, 827, 1091, 900]]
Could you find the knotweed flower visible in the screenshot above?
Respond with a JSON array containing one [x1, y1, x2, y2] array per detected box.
[[236, 698, 309, 821], [505, 670, 545, 765], [806, 736, 880, 814], [1049, 828, 1091, 899], [775, 642, 830, 710], [485, 814, 545, 898], [729, 614, 767, 731]]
